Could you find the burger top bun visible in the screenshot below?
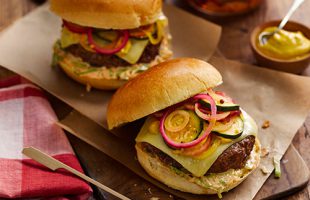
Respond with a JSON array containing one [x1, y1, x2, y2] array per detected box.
[[50, 0, 162, 29], [107, 58, 223, 129]]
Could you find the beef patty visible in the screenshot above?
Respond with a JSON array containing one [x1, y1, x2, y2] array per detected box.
[[141, 135, 255, 175], [65, 41, 161, 67]]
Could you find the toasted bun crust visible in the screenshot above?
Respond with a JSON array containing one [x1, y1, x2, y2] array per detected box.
[[107, 58, 222, 129], [59, 61, 127, 90], [50, 0, 162, 29], [136, 138, 261, 194]]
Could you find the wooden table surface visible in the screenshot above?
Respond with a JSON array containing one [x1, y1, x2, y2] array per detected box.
[[0, 0, 310, 199]]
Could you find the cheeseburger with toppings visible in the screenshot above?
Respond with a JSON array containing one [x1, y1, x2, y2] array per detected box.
[[107, 58, 260, 196], [50, 0, 172, 90]]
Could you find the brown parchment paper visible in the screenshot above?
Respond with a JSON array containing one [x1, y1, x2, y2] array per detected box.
[[0, 3, 221, 128], [1, 2, 310, 200]]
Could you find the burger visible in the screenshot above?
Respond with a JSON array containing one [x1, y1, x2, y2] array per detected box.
[[50, 0, 172, 90], [107, 58, 261, 196]]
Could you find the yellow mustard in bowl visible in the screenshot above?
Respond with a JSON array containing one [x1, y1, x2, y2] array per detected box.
[[257, 26, 310, 60]]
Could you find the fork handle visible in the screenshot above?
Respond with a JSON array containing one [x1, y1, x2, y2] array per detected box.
[[278, 0, 304, 30]]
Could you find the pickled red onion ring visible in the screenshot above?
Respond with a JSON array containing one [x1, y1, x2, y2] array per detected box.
[[87, 29, 129, 55], [194, 103, 230, 121], [192, 93, 217, 116], [159, 93, 216, 149]]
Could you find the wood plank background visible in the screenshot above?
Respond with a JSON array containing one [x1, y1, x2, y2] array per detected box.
[[0, 0, 309, 199]]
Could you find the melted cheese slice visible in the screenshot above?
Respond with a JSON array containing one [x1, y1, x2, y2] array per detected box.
[[135, 110, 257, 177], [116, 39, 149, 64], [60, 27, 149, 65]]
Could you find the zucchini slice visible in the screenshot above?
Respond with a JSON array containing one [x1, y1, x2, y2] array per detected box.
[[212, 116, 244, 139], [199, 91, 240, 112], [165, 110, 203, 143], [199, 99, 240, 112]]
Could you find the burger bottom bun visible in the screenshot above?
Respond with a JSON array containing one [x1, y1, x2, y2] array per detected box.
[[59, 60, 127, 90], [135, 138, 261, 195]]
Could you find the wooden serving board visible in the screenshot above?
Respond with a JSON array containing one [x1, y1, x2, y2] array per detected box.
[[0, 1, 309, 199]]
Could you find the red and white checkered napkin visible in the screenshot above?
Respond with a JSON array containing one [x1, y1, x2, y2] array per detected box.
[[0, 76, 92, 199]]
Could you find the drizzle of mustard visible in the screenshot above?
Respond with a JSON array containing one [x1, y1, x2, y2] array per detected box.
[[257, 26, 310, 60]]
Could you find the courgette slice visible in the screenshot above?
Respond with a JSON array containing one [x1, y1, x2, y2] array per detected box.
[[212, 116, 244, 139], [165, 110, 203, 143], [199, 91, 240, 112], [199, 99, 240, 112]]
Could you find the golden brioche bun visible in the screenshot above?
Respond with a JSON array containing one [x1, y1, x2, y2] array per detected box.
[[107, 58, 222, 129], [58, 60, 127, 90], [50, 0, 162, 29], [135, 138, 261, 194]]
